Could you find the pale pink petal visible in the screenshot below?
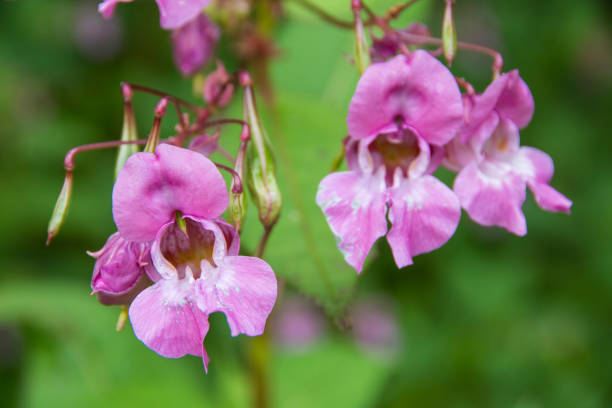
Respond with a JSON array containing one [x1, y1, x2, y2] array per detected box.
[[113, 143, 229, 242], [386, 175, 461, 268], [98, 0, 132, 19], [454, 162, 527, 235], [515, 146, 554, 183], [156, 0, 210, 30], [347, 51, 463, 145], [196, 256, 277, 337], [171, 14, 219, 76], [482, 118, 521, 161], [512, 147, 571, 213], [528, 182, 572, 214], [129, 278, 211, 369], [316, 170, 388, 273]]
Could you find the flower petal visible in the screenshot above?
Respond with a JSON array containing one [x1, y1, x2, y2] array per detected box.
[[171, 14, 219, 76], [347, 51, 463, 145], [155, 0, 210, 30], [98, 0, 132, 19], [495, 70, 535, 129], [512, 147, 572, 214], [197, 256, 277, 337], [386, 175, 461, 268], [129, 278, 211, 369], [454, 162, 527, 235], [89, 232, 149, 295], [528, 181, 572, 214], [461, 70, 534, 141], [113, 143, 229, 242], [316, 170, 388, 273]]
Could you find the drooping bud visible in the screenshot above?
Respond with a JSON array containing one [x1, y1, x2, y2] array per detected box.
[[240, 71, 282, 228], [442, 0, 457, 66], [115, 83, 139, 178], [46, 172, 73, 245], [228, 125, 250, 233], [352, 0, 370, 75], [203, 61, 234, 108], [144, 97, 168, 153]]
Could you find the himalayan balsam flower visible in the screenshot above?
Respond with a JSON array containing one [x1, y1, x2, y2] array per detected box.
[[112, 143, 277, 369], [99, 0, 210, 30], [317, 51, 463, 273], [172, 14, 219, 76], [445, 71, 572, 235]]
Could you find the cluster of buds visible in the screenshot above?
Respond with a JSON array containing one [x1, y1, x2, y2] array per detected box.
[[317, 1, 571, 273], [47, 68, 282, 369]]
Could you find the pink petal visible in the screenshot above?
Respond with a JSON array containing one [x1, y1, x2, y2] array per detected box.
[[196, 256, 277, 337], [113, 143, 229, 242], [171, 14, 219, 76], [155, 0, 210, 30], [386, 175, 461, 268], [482, 118, 521, 161], [89, 232, 149, 295], [347, 51, 463, 146], [98, 0, 132, 19], [454, 162, 527, 235], [495, 70, 535, 129], [527, 182, 572, 214], [514, 147, 572, 214], [515, 146, 554, 183], [189, 131, 219, 157], [461, 70, 534, 142], [129, 279, 211, 369], [316, 170, 388, 273]]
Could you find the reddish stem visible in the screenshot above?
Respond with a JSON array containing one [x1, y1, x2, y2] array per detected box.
[[64, 140, 147, 171]]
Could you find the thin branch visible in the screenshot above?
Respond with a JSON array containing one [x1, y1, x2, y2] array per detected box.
[[293, 0, 354, 29]]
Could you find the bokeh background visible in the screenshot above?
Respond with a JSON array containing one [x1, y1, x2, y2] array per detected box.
[[1, 0, 611, 407]]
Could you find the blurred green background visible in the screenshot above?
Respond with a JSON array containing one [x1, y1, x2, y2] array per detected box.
[[1, 0, 611, 407]]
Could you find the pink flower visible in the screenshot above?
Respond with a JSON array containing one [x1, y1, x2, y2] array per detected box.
[[317, 52, 463, 273], [446, 71, 572, 235], [113, 143, 277, 369], [171, 14, 219, 76], [99, 0, 210, 30]]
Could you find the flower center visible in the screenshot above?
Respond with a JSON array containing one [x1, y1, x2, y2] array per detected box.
[[369, 127, 421, 183], [160, 218, 216, 279]]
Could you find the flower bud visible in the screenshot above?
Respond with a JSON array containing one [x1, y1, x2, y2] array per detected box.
[[203, 61, 234, 108], [46, 172, 73, 245], [115, 83, 139, 178], [352, 1, 370, 76], [240, 72, 282, 228], [144, 97, 168, 153], [442, 0, 457, 66], [228, 126, 250, 233]]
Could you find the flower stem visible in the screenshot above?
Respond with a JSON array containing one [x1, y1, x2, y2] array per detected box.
[[292, 0, 354, 29], [255, 225, 274, 258]]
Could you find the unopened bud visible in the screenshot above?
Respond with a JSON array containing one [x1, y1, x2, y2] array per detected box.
[[115, 84, 139, 178], [144, 97, 169, 153], [353, 2, 370, 76], [442, 0, 457, 66], [229, 126, 249, 233], [204, 61, 234, 108], [241, 73, 282, 228], [47, 172, 73, 245]]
